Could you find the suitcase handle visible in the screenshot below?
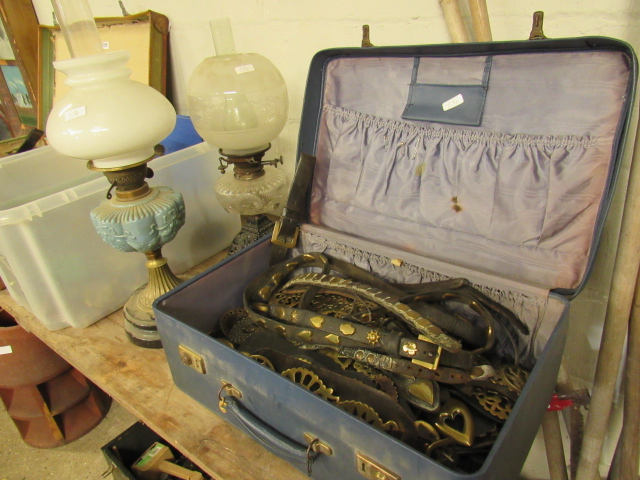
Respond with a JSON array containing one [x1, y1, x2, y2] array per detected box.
[[225, 395, 319, 465]]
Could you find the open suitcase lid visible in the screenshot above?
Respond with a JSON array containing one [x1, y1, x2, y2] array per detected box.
[[296, 37, 637, 297]]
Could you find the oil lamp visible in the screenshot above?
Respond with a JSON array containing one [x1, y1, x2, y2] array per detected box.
[[45, 0, 182, 348], [187, 19, 289, 254]]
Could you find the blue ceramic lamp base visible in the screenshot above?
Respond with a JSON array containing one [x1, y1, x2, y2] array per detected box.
[[90, 169, 186, 348]]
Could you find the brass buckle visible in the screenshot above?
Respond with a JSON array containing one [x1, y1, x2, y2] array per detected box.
[[411, 334, 442, 370], [271, 218, 299, 248]]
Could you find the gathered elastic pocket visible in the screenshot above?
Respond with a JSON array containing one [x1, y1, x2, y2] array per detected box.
[[320, 106, 604, 250]]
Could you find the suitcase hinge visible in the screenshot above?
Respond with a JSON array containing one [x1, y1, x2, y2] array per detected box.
[[528, 11, 547, 40], [361, 25, 374, 47], [356, 453, 400, 480]]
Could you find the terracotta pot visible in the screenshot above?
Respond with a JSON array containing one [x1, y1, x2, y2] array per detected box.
[[0, 308, 70, 387], [0, 308, 112, 448]]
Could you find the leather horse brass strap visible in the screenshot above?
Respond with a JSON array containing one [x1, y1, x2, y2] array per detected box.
[[242, 252, 525, 384], [218, 251, 532, 471], [269, 153, 316, 266]]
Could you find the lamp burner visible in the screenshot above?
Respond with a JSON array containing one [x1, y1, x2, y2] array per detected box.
[[218, 144, 283, 179]]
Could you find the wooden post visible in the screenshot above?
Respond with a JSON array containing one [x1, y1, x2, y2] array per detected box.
[[614, 269, 640, 479], [542, 411, 570, 480], [575, 119, 640, 480], [438, 0, 470, 43], [468, 0, 492, 41]]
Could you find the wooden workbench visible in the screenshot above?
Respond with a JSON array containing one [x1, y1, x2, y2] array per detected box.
[[0, 253, 307, 480]]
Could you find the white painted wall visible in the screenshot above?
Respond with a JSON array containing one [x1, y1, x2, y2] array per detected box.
[[31, 1, 640, 478], [32, 0, 640, 180]]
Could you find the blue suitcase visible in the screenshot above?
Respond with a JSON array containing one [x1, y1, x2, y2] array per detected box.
[[154, 36, 637, 480]]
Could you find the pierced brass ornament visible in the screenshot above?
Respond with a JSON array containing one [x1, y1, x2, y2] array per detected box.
[[471, 386, 513, 421], [249, 354, 276, 371], [373, 374, 399, 400], [337, 400, 400, 435], [281, 367, 339, 402], [434, 398, 475, 447], [500, 365, 529, 393], [273, 290, 302, 307]]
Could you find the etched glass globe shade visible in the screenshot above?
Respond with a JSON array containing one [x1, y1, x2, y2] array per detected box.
[[187, 19, 289, 217], [187, 52, 288, 156]]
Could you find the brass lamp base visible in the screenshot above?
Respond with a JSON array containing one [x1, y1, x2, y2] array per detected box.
[[228, 214, 275, 255], [123, 250, 185, 348]]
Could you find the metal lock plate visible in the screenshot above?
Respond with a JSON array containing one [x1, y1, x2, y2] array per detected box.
[[356, 453, 400, 480], [178, 345, 206, 374]]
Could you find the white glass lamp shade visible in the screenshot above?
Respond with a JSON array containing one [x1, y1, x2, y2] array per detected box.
[[46, 50, 176, 169], [187, 53, 288, 155], [214, 167, 288, 216]]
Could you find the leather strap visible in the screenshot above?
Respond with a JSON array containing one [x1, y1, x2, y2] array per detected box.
[[335, 347, 473, 384], [266, 305, 475, 370], [241, 253, 509, 382], [246, 263, 461, 352], [269, 153, 316, 266]]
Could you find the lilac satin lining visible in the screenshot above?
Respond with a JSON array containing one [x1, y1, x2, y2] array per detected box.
[[310, 51, 629, 290]]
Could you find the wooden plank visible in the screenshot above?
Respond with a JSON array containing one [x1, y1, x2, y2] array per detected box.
[[0, 259, 306, 480]]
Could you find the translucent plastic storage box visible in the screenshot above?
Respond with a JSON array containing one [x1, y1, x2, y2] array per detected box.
[[0, 143, 239, 330]]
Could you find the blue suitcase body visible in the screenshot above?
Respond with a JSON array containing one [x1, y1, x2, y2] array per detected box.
[[154, 37, 637, 480]]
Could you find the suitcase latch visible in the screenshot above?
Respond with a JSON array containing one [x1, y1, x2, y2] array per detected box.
[[356, 453, 400, 480], [178, 345, 206, 374]]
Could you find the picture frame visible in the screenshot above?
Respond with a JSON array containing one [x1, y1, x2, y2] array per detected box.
[[38, 10, 170, 130], [0, 0, 39, 137]]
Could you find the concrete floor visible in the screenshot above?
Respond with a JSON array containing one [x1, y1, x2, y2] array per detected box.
[[0, 397, 137, 480]]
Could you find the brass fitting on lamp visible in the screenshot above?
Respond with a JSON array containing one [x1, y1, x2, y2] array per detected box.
[[217, 145, 283, 179], [214, 146, 287, 255]]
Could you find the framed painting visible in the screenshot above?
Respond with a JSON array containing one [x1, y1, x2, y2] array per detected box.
[[0, 0, 39, 137]]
